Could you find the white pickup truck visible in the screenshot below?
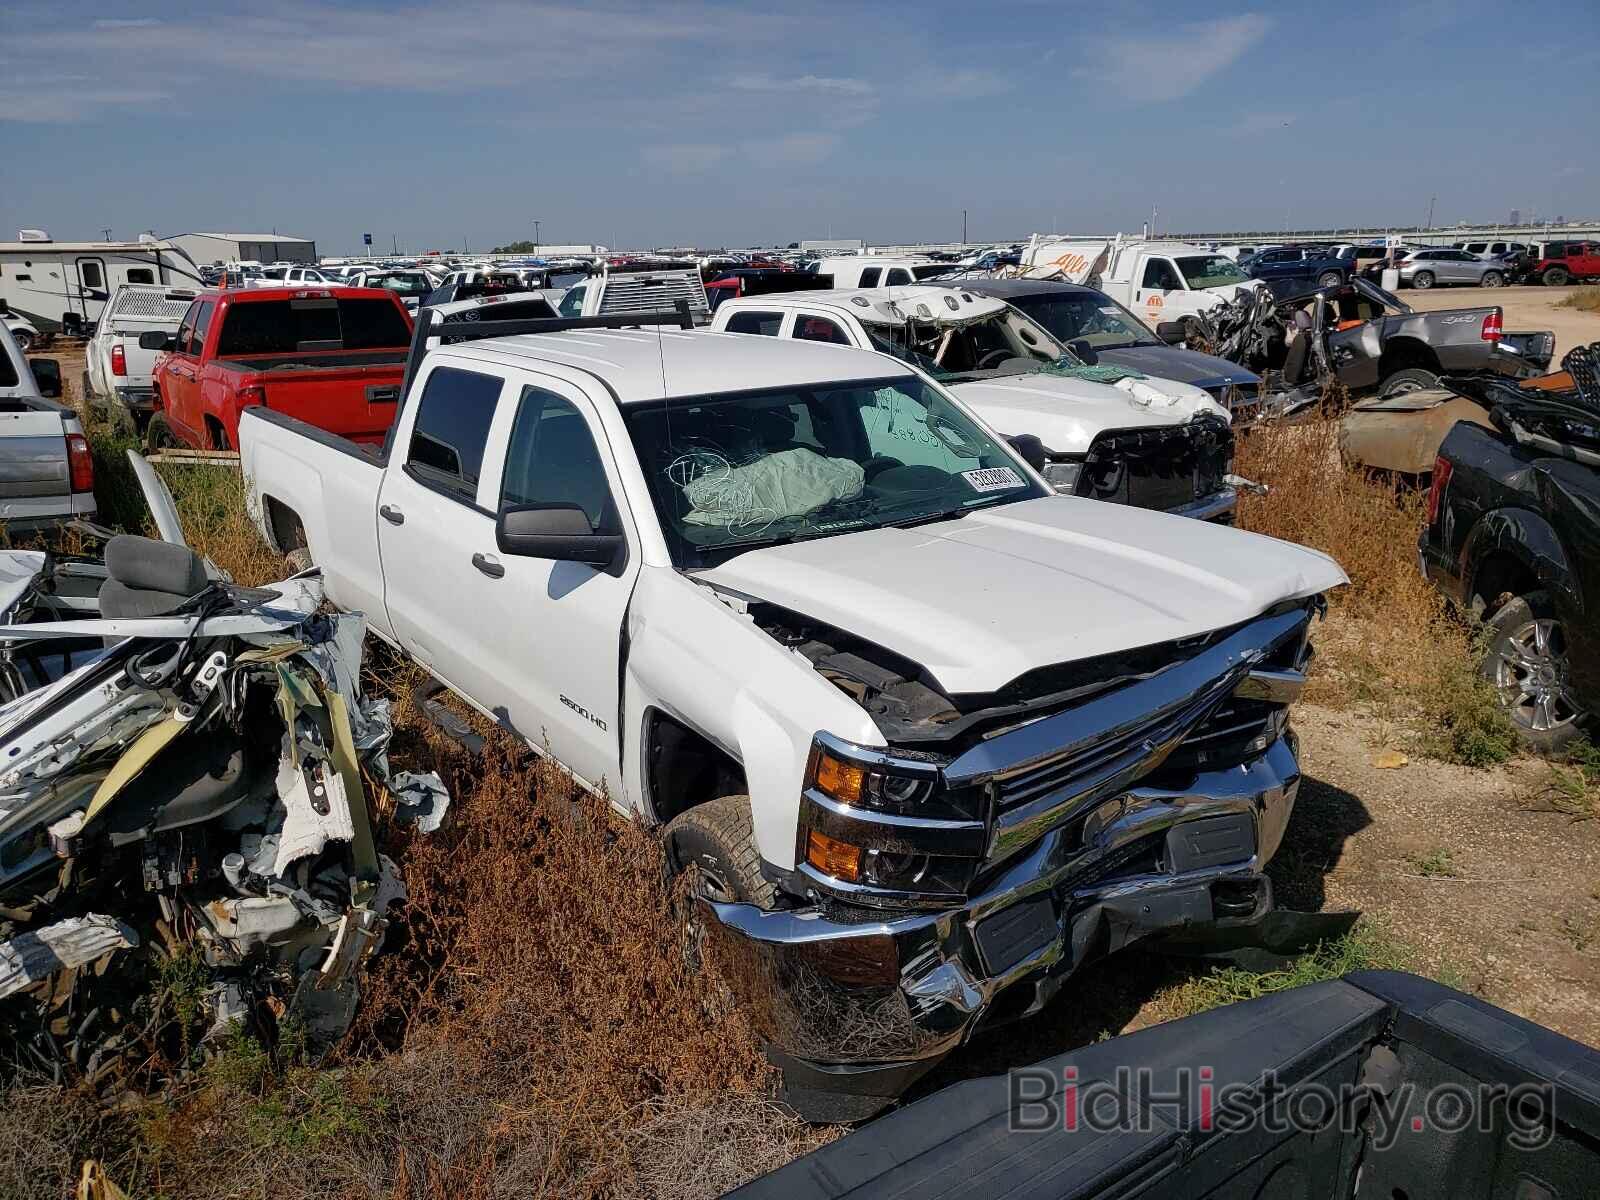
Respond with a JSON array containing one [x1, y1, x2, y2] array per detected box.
[[711, 285, 1240, 520], [554, 264, 709, 322], [1022, 235, 1263, 330], [240, 306, 1344, 1119], [83, 283, 197, 432]]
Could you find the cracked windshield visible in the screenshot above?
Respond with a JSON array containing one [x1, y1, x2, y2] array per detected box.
[[624, 375, 1044, 565]]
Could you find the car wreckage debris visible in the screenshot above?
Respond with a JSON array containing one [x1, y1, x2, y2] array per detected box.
[[0, 528, 447, 1088]]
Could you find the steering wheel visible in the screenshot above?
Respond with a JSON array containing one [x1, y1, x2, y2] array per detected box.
[[976, 348, 1012, 370]]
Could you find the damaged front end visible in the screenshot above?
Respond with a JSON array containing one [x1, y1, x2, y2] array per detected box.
[[0, 522, 443, 1086], [702, 599, 1337, 1120]]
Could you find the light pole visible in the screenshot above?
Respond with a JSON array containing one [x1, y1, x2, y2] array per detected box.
[[962, 209, 967, 245], [533, 219, 541, 255]]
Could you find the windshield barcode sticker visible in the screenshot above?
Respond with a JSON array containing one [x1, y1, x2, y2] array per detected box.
[[961, 467, 1026, 493]]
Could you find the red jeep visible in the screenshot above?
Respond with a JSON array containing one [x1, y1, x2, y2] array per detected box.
[[1529, 240, 1600, 286]]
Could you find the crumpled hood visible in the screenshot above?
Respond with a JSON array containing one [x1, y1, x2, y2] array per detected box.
[[1096, 344, 1261, 390], [951, 372, 1227, 455], [699, 495, 1347, 695]]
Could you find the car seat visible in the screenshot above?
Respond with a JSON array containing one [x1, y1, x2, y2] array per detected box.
[[98, 535, 209, 619]]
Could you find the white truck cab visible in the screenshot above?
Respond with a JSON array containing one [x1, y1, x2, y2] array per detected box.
[[809, 257, 955, 288], [556, 264, 709, 322], [1022, 236, 1262, 328], [711, 285, 1238, 520]]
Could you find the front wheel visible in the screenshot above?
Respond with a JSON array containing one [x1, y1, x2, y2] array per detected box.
[[1412, 271, 1435, 290], [1317, 270, 1343, 288], [12, 331, 32, 354], [1481, 590, 1587, 753], [1543, 267, 1570, 287], [1480, 271, 1504, 288], [663, 794, 776, 908]]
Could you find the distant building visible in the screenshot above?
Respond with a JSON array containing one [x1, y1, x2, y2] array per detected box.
[[1509, 209, 1521, 226], [168, 232, 317, 266], [799, 238, 865, 253]]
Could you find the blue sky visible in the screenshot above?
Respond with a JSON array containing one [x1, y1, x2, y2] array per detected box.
[[1, 0, 1594, 253]]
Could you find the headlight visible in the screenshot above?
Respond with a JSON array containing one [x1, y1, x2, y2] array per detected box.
[[1042, 460, 1082, 493], [812, 746, 939, 815]]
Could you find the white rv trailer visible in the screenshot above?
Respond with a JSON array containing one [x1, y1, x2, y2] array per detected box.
[[0, 232, 204, 334]]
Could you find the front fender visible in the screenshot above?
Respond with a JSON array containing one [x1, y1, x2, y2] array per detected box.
[[1462, 506, 1578, 612], [622, 568, 883, 868]]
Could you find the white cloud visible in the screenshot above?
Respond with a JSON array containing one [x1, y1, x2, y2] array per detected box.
[[742, 132, 839, 169], [91, 17, 161, 28], [1074, 15, 1272, 102], [641, 143, 727, 173], [730, 73, 873, 97]]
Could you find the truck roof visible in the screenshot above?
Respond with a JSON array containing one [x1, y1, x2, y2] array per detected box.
[[197, 285, 402, 303], [720, 286, 1009, 326], [446, 327, 913, 404]]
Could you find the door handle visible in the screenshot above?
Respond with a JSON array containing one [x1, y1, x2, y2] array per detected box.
[[472, 552, 504, 579], [379, 504, 404, 525]]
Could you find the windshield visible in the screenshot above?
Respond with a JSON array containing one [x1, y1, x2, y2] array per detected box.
[[1007, 291, 1157, 350], [623, 375, 1045, 568], [859, 311, 1065, 384], [1175, 255, 1249, 289]]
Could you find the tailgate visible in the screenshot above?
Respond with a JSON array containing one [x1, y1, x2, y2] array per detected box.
[[255, 365, 405, 444], [0, 409, 70, 497]]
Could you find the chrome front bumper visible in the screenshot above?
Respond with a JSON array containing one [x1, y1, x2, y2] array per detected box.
[[703, 732, 1301, 1091], [1168, 488, 1238, 523]]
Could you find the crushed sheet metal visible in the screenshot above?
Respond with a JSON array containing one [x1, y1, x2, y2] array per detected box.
[[0, 551, 47, 618], [390, 770, 450, 833], [81, 714, 188, 826], [0, 915, 139, 999], [272, 753, 356, 876]]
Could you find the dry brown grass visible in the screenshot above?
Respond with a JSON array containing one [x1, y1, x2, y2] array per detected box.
[[1559, 288, 1600, 314], [1234, 415, 1514, 760]]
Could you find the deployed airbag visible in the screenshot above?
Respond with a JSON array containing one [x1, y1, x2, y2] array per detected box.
[[682, 447, 864, 530]]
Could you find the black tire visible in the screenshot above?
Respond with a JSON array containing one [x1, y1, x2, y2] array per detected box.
[[1543, 267, 1570, 287], [1378, 367, 1440, 396], [1480, 270, 1504, 288], [145, 412, 176, 452], [80, 370, 95, 403], [284, 546, 314, 574], [1412, 270, 1435, 290], [1317, 270, 1343, 288], [1480, 590, 1587, 753], [663, 794, 776, 908], [12, 331, 32, 354]]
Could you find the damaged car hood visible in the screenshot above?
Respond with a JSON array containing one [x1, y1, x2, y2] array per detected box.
[[700, 495, 1346, 695], [1094, 344, 1262, 391], [950, 373, 1226, 455]]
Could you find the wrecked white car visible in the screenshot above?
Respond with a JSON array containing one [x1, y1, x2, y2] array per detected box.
[[0, 454, 444, 1084]]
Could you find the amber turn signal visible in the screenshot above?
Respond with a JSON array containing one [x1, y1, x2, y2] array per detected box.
[[813, 751, 865, 805], [806, 829, 863, 882]]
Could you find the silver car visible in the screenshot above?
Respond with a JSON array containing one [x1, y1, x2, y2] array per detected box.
[[1395, 248, 1510, 289]]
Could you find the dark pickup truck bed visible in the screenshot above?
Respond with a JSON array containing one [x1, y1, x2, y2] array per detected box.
[[733, 971, 1600, 1200]]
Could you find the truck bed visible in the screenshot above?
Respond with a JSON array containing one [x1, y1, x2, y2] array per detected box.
[[215, 351, 407, 445], [733, 971, 1600, 1199]]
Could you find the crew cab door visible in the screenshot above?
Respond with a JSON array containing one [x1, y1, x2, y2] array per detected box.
[[160, 298, 212, 445], [465, 376, 640, 794]]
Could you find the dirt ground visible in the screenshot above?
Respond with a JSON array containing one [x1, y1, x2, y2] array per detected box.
[[1403, 282, 1600, 359]]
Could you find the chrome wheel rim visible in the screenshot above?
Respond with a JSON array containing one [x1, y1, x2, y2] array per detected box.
[[1494, 618, 1583, 733]]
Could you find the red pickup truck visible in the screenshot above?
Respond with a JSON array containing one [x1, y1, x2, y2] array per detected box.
[[144, 287, 414, 450]]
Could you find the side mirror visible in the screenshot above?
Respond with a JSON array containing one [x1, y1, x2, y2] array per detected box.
[[30, 358, 62, 398], [497, 503, 624, 572], [1006, 434, 1048, 473], [1155, 321, 1187, 346], [139, 331, 176, 351], [1067, 338, 1098, 364]]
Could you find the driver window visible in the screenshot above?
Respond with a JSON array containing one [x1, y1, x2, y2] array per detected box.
[[175, 300, 201, 356], [794, 315, 850, 344], [1141, 259, 1180, 290], [885, 268, 912, 285], [857, 267, 881, 287], [500, 387, 615, 532]]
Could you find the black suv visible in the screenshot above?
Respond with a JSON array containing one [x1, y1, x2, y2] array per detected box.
[[1419, 346, 1600, 750]]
